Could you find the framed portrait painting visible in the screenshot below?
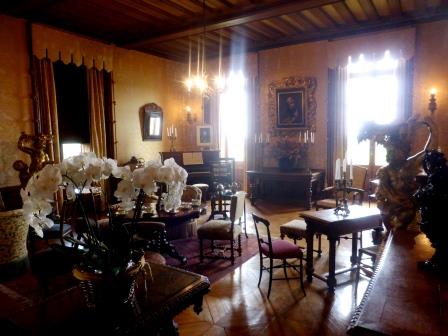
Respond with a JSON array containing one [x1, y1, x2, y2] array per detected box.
[[197, 125, 211, 146], [276, 88, 305, 128], [268, 76, 317, 136]]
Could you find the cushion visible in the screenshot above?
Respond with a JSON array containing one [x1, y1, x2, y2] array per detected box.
[[279, 219, 307, 239], [197, 219, 241, 240], [316, 198, 337, 209], [261, 239, 303, 259]]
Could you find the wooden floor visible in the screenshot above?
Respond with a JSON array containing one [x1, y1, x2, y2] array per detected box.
[[175, 200, 374, 336]]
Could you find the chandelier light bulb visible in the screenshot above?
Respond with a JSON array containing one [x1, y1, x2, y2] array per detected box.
[[185, 78, 193, 91]]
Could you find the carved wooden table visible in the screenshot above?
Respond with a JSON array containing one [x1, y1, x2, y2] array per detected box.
[[246, 168, 324, 209], [300, 205, 382, 292], [5, 262, 210, 335]]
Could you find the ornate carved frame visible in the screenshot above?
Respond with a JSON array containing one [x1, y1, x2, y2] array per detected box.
[[268, 76, 317, 136]]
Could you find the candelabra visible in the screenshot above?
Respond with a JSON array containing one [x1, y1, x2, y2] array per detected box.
[[168, 134, 176, 152], [334, 172, 352, 216]]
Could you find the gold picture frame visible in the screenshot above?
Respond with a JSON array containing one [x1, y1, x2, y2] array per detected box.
[[268, 76, 317, 136]]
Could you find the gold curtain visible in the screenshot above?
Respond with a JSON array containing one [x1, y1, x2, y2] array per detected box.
[[32, 56, 60, 163], [87, 67, 107, 158], [31, 56, 63, 211]]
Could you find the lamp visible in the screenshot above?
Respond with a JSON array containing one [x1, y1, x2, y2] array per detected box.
[[183, 0, 226, 96], [185, 105, 196, 123], [429, 88, 437, 113]]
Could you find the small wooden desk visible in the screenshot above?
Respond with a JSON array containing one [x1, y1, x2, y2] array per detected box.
[[246, 168, 324, 209], [300, 205, 382, 292]]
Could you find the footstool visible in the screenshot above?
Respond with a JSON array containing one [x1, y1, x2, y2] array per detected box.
[[280, 219, 322, 257]]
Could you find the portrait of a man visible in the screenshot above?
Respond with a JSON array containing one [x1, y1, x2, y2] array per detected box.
[[277, 89, 305, 128]]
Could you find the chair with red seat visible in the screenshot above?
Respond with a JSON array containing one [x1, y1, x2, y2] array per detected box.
[[252, 213, 306, 298]]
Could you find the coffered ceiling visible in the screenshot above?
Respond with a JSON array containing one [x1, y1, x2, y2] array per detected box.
[[2, 0, 448, 62]]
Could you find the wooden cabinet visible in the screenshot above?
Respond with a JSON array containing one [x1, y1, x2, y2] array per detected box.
[[246, 168, 325, 209]]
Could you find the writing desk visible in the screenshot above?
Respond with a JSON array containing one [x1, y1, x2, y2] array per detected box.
[[300, 205, 382, 292]]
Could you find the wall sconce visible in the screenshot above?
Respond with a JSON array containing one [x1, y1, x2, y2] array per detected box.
[[185, 105, 196, 123], [429, 88, 437, 114]]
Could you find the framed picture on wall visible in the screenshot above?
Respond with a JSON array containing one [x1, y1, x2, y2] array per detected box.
[[197, 125, 211, 146], [276, 88, 305, 128], [268, 76, 317, 137]]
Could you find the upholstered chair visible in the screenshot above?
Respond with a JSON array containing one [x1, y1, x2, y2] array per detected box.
[[252, 213, 306, 298], [197, 192, 245, 265]]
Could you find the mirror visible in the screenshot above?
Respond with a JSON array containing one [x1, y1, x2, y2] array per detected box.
[[142, 103, 163, 140]]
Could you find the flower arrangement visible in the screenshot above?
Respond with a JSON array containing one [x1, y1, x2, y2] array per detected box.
[[269, 136, 308, 161], [21, 152, 187, 277]]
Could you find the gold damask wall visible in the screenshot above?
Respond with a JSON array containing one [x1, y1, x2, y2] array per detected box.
[[0, 16, 33, 187]]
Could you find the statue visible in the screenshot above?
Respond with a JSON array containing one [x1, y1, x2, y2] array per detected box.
[[358, 116, 436, 230], [13, 132, 53, 188], [413, 149, 448, 275]]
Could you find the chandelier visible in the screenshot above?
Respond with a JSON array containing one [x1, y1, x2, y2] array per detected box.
[[184, 0, 226, 96]]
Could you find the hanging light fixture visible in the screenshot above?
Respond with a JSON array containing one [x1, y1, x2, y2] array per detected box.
[[184, 0, 226, 96]]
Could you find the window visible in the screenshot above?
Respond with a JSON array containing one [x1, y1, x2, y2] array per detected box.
[[218, 71, 247, 162], [61, 143, 83, 160], [346, 51, 402, 166]]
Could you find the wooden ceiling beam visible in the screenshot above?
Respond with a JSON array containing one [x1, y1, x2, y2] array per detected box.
[[123, 0, 341, 47], [248, 8, 448, 52]]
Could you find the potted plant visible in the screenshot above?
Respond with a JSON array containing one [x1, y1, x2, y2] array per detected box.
[[21, 152, 187, 311]]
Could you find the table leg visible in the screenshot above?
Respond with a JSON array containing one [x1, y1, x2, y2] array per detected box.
[[306, 227, 315, 283], [350, 232, 358, 265], [327, 237, 337, 292]]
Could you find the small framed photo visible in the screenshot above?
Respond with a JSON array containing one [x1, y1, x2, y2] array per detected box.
[[197, 125, 211, 146]]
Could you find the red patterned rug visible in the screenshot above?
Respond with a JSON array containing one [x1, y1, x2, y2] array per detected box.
[[166, 234, 259, 283]]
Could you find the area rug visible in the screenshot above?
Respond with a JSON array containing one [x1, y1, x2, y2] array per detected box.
[[166, 234, 259, 283]]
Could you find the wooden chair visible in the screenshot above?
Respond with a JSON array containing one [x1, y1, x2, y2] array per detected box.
[[197, 192, 245, 265], [252, 213, 306, 298], [315, 165, 368, 210]]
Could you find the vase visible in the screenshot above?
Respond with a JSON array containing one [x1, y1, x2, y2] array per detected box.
[[74, 266, 137, 312], [0, 209, 29, 280], [278, 157, 296, 171]]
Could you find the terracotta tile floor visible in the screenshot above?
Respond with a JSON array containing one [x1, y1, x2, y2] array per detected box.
[[175, 200, 374, 335]]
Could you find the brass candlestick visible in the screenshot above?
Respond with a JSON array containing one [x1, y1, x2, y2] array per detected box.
[[334, 172, 352, 216]]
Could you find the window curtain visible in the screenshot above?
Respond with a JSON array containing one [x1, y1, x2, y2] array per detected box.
[[32, 56, 60, 163], [87, 67, 107, 158], [327, 66, 348, 185]]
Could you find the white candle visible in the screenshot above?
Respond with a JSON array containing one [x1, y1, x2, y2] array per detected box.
[[174, 127, 177, 138], [254, 133, 257, 143], [167, 127, 170, 136], [342, 157, 347, 173], [260, 133, 263, 143], [335, 158, 341, 180], [266, 133, 270, 143], [350, 160, 353, 180]]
